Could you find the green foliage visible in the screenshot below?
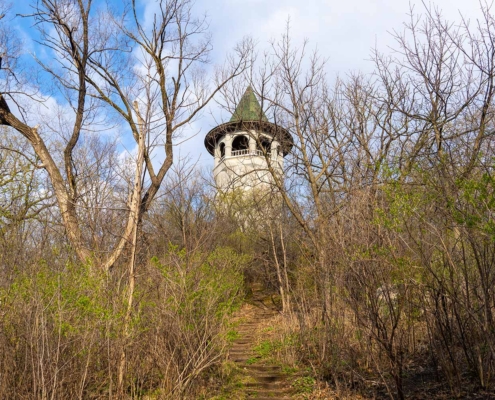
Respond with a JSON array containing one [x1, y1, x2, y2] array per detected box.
[[0, 259, 126, 398], [292, 376, 315, 394], [153, 245, 247, 324], [0, 245, 249, 398], [146, 245, 249, 396], [451, 172, 495, 237], [281, 365, 298, 375], [374, 170, 423, 233], [226, 329, 240, 342], [254, 340, 274, 358], [245, 357, 258, 365], [1, 261, 116, 338]]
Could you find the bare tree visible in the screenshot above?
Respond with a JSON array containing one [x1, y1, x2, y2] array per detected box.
[[0, 0, 251, 270], [213, 3, 495, 397]]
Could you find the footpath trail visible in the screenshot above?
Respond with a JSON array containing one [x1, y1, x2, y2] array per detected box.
[[226, 285, 296, 400]]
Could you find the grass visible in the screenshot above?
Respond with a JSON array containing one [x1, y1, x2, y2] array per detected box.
[[226, 329, 240, 342], [292, 376, 315, 394], [205, 361, 258, 400], [281, 365, 298, 375], [245, 356, 259, 365]]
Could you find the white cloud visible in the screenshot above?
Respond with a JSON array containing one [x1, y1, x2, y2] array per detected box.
[[8, 0, 488, 169]]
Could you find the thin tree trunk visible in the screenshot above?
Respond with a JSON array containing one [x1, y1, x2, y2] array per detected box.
[[269, 223, 287, 312], [117, 102, 146, 394]]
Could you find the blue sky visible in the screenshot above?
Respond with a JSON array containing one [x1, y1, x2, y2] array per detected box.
[[7, 0, 486, 171]]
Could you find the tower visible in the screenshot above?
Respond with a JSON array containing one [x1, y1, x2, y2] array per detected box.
[[204, 87, 293, 191]]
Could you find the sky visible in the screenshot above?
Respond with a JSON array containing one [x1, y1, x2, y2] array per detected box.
[[8, 0, 487, 171]]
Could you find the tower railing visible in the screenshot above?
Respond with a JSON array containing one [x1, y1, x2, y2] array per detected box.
[[218, 149, 272, 164], [231, 149, 268, 157]]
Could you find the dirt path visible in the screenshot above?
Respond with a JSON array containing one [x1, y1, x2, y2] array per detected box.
[[226, 286, 296, 399]]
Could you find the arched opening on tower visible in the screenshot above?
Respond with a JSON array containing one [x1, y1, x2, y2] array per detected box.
[[232, 135, 249, 152], [220, 142, 225, 158], [257, 137, 271, 154]]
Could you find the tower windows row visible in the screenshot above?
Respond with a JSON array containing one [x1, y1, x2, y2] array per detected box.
[[218, 134, 275, 158]]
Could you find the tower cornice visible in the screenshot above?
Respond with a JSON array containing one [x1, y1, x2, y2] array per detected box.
[[204, 119, 293, 156]]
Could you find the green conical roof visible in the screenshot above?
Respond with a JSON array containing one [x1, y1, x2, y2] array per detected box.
[[230, 86, 268, 122]]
